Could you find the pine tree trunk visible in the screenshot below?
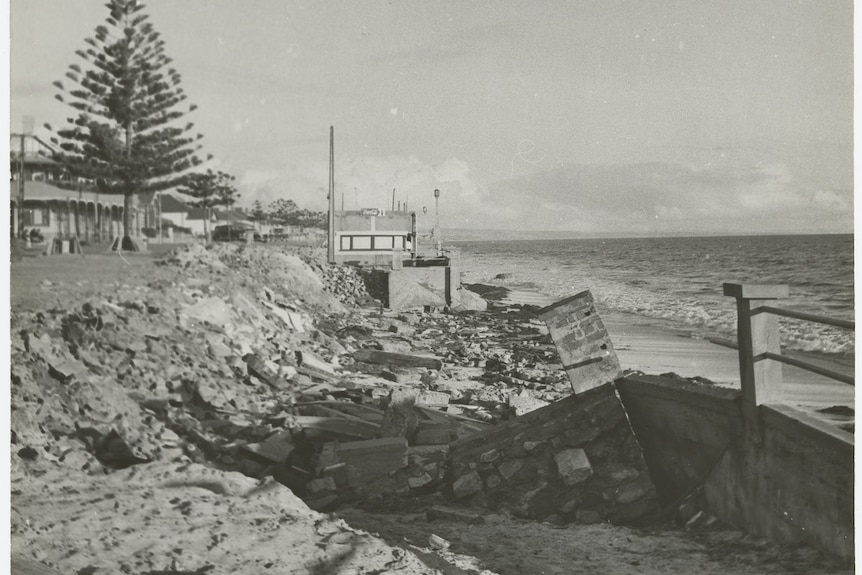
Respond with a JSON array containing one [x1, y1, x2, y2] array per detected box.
[[117, 191, 141, 251]]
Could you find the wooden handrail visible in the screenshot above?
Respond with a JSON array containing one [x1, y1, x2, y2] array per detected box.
[[708, 337, 854, 386], [758, 352, 854, 386], [722, 283, 854, 417], [755, 305, 854, 331]]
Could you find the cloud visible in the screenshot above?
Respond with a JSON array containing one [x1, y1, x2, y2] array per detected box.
[[235, 155, 489, 227], [235, 155, 852, 235], [487, 160, 853, 234]]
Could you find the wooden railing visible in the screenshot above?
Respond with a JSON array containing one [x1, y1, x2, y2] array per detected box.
[[717, 284, 854, 414]]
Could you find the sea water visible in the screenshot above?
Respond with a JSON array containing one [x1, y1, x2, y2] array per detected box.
[[454, 234, 854, 359]]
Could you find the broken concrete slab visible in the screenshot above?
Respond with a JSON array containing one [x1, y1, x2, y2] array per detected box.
[[295, 350, 338, 382], [333, 437, 409, 487], [508, 388, 550, 416], [240, 429, 295, 464], [537, 291, 622, 394]]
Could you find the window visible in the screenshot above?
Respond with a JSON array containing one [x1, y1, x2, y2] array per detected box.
[[339, 234, 410, 251], [372, 235, 394, 249], [352, 236, 372, 250], [23, 207, 49, 226]]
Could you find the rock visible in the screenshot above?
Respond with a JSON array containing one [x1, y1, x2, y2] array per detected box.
[[182, 296, 232, 327], [498, 459, 525, 481], [428, 534, 450, 550], [575, 509, 603, 524], [306, 476, 337, 495], [554, 449, 593, 486], [407, 473, 434, 489], [452, 471, 483, 499]]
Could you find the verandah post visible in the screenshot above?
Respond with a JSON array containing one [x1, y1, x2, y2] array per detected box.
[[723, 283, 788, 419]]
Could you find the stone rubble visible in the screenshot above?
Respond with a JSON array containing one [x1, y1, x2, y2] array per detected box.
[[11, 242, 673, 572]]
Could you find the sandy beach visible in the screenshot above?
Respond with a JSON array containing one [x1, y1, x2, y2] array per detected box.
[[496, 287, 854, 427], [9, 246, 853, 574]]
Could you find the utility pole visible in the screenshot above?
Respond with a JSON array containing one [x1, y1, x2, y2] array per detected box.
[[16, 134, 25, 239], [434, 188, 441, 257], [327, 126, 335, 264]]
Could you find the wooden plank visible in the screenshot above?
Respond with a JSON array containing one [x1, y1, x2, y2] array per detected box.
[[352, 349, 443, 370], [298, 400, 385, 424], [295, 403, 379, 425], [292, 415, 379, 440]]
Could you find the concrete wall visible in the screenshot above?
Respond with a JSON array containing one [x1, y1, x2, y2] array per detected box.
[[446, 383, 659, 524], [386, 264, 460, 311], [617, 374, 854, 564], [704, 403, 854, 563], [615, 375, 743, 502]]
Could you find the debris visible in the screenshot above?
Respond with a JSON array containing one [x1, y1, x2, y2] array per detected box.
[[332, 437, 409, 487], [427, 534, 450, 550], [537, 290, 622, 393], [379, 388, 420, 440], [295, 350, 337, 382], [243, 353, 292, 391], [352, 349, 443, 371]]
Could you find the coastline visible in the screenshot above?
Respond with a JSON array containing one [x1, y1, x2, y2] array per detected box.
[[479, 285, 854, 425]]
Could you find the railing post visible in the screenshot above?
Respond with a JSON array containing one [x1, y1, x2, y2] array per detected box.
[[723, 284, 789, 418]]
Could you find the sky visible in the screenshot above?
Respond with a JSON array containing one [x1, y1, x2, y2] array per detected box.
[[7, 0, 855, 236]]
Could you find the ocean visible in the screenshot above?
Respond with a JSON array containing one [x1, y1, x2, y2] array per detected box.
[[452, 234, 854, 359]]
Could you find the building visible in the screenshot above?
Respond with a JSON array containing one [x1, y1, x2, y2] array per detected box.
[[331, 208, 416, 266], [10, 135, 126, 243]]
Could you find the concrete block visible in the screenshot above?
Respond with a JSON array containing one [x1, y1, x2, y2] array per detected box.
[[417, 390, 450, 408], [537, 291, 622, 394], [554, 448, 593, 486]]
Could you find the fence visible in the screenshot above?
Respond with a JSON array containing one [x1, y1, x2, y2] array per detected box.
[[714, 284, 854, 420]]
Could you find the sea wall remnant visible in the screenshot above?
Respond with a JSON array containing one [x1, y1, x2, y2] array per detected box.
[[537, 291, 622, 394], [446, 382, 658, 523], [617, 374, 854, 565]]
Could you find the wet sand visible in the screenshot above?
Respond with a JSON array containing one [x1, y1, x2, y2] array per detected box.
[[498, 287, 855, 425]]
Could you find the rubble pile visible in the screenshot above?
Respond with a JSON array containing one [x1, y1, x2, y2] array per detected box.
[[11, 243, 660, 567]]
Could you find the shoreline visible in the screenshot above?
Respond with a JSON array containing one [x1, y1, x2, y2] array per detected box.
[[473, 284, 854, 423]]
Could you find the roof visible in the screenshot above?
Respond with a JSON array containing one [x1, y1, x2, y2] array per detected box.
[[10, 180, 124, 207], [158, 193, 189, 213]]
